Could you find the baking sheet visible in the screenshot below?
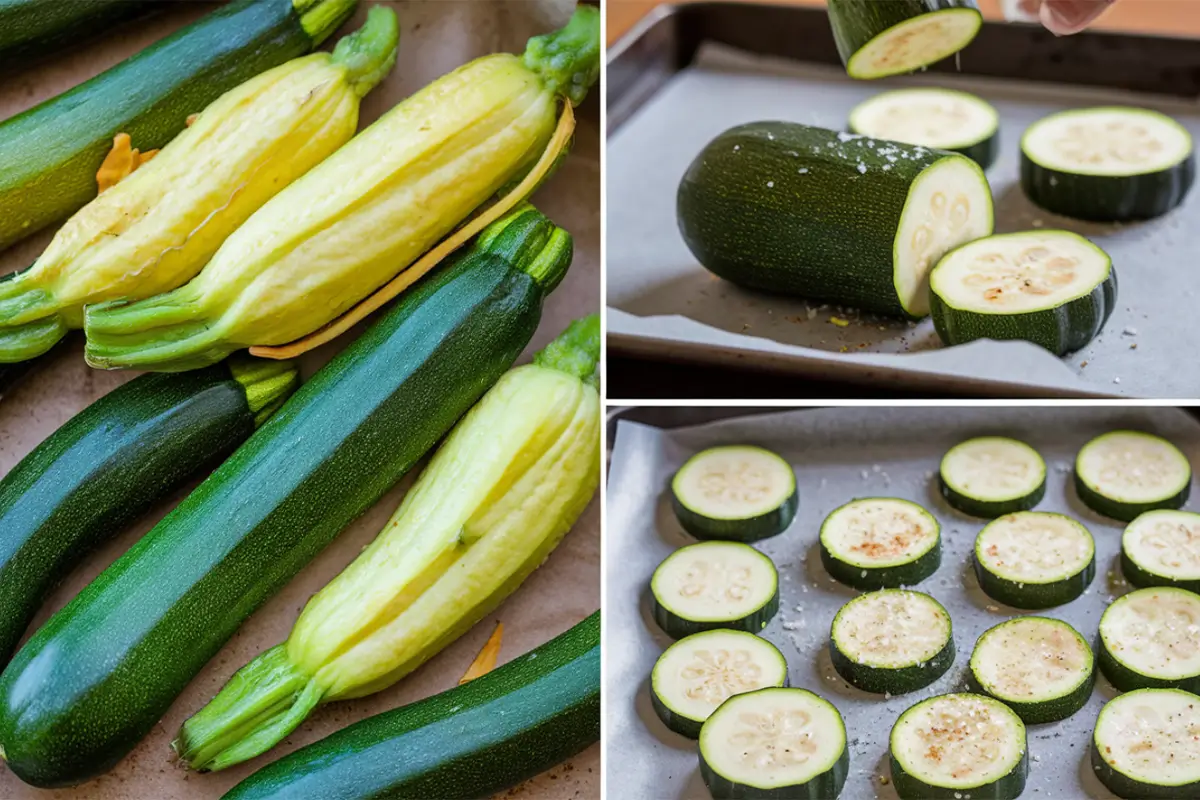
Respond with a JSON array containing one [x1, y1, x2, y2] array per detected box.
[[607, 41, 1200, 398], [605, 405, 1200, 799], [0, 2, 599, 797]]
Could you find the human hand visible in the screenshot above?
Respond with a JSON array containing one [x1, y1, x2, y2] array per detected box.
[[1012, 0, 1117, 35]]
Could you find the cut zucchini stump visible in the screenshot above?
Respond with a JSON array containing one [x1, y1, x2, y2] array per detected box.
[[1123, 510, 1200, 593], [651, 542, 779, 639], [699, 687, 849, 800], [1092, 688, 1200, 799], [970, 617, 1095, 724], [929, 230, 1117, 356], [849, 88, 999, 169], [830, 590, 953, 695], [671, 446, 797, 543], [820, 498, 941, 590], [890, 693, 1028, 800], [1021, 106, 1195, 221], [1076, 431, 1192, 522], [1099, 587, 1200, 693], [940, 436, 1046, 518], [973, 512, 1096, 610], [651, 629, 789, 739], [828, 0, 983, 81]]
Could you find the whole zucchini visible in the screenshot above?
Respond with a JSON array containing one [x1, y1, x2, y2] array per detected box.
[[0, 0, 357, 252], [0, 357, 299, 668], [828, 0, 982, 80], [223, 612, 600, 800], [0, 7, 397, 364], [0, 0, 154, 68], [83, 5, 601, 372], [0, 204, 572, 788], [178, 315, 600, 772]]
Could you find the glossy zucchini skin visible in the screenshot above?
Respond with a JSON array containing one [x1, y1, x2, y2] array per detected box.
[[827, 0, 982, 79], [223, 612, 600, 800], [0, 0, 154, 68], [1021, 152, 1195, 222]]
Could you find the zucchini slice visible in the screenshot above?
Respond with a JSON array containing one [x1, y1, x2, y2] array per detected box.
[[1076, 431, 1192, 522], [969, 617, 1095, 724], [1021, 106, 1195, 221], [929, 230, 1117, 356], [828, 0, 983, 80], [890, 693, 1028, 800], [671, 445, 797, 542], [651, 629, 788, 739], [1099, 587, 1200, 693], [848, 87, 999, 169], [1123, 510, 1200, 593], [651, 542, 779, 639], [699, 687, 849, 800], [1092, 688, 1200, 799], [939, 436, 1046, 518], [829, 590, 954, 694], [973, 512, 1096, 609], [819, 498, 941, 590]]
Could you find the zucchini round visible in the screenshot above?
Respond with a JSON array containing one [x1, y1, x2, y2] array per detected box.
[[1123, 510, 1200, 593], [670, 445, 797, 543], [829, 589, 954, 694], [929, 230, 1117, 356], [939, 435, 1046, 518], [677, 121, 994, 319], [699, 687, 849, 800], [973, 512, 1095, 609], [651, 629, 788, 739], [827, 0, 983, 80], [1092, 688, 1200, 799], [1021, 106, 1195, 221], [1076, 431, 1191, 522], [969, 617, 1095, 724], [1099, 587, 1200, 693], [650, 541, 779, 639], [848, 87, 999, 168], [819, 498, 941, 590]]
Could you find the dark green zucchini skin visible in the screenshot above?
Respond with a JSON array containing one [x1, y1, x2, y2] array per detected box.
[[973, 556, 1095, 610], [702, 748, 849, 800], [1076, 472, 1189, 523], [1121, 549, 1200, 594], [892, 749, 1027, 800], [968, 667, 1094, 725], [1021, 154, 1195, 222], [830, 635, 954, 695], [820, 542, 941, 591], [940, 476, 1044, 518], [653, 588, 780, 640], [223, 612, 600, 800], [955, 134, 999, 171], [827, 0, 981, 78], [1098, 633, 1200, 694], [0, 0, 155, 69], [671, 489, 798, 543]]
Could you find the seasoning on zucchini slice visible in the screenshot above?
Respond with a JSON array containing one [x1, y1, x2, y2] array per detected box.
[[828, 0, 982, 80], [939, 435, 1046, 518], [969, 617, 1094, 724], [1092, 688, 1200, 799], [829, 590, 953, 695], [676, 122, 994, 319], [651, 541, 779, 639], [651, 629, 788, 739], [848, 87, 999, 168], [1099, 587, 1200, 693], [1076, 431, 1192, 522], [699, 687, 849, 800], [1123, 510, 1200, 593], [819, 498, 941, 590], [890, 693, 1028, 800], [1021, 106, 1195, 221], [929, 230, 1117, 356], [670, 445, 797, 543], [973, 512, 1095, 610]]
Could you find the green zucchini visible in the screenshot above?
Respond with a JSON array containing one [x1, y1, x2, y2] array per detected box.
[[828, 0, 982, 80], [1076, 431, 1192, 522], [848, 87, 999, 168], [671, 445, 797, 542], [677, 121, 994, 319], [0, 0, 154, 68], [1122, 510, 1200, 593], [651, 541, 779, 639], [819, 497, 941, 590], [0, 0, 356, 252], [829, 589, 954, 695], [1021, 106, 1195, 221], [939, 435, 1046, 518], [973, 512, 1095, 609], [1092, 688, 1200, 799], [1098, 587, 1200, 693], [699, 687, 849, 800], [930, 230, 1117, 356], [222, 611, 600, 800], [0, 204, 572, 788], [969, 617, 1094, 724]]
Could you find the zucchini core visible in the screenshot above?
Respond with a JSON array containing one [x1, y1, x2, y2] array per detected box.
[[974, 512, 1094, 585], [820, 498, 941, 589], [1076, 431, 1192, 522], [1093, 689, 1200, 796], [830, 590, 954, 694], [671, 445, 797, 542], [847, 9, 982, 80], [1123, 510, 1200, 591], [1024, 107, 1192, 178], [940, 436, 1046, 518], [1099, 587, 1200, 691], [970, 617, 1094, 723], [651, 541, 779, 638]]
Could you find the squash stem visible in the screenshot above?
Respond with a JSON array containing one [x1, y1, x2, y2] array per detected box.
[[533, 314, 599, 389], [294, 0, 359, 46], [0, 316, 68, 363], [522, 5, 601, 107], [227, 356, 301, 427], [331, 6, 400, 97]]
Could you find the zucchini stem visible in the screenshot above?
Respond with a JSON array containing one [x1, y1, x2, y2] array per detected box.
[[295, 0, 359, 46], [533, 314, 599, 388], [227, 356, 301, 427], [522, 5, 600, 107], [331, 6, 400, 97]]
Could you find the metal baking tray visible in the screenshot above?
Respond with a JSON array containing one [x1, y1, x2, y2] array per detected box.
[[606, 3, 1200, 398]]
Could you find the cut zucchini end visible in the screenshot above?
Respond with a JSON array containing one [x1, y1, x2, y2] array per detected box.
[[939, 436, 1046, 518], [1076, 431, 1192, 522], [830, 590, 954, 694], [848, 87, 999, 167], [650, 541, 779, 639], [671, 446, 797, 542], [1099, 587, 1200, 692], [820, 498, 941, 589], [845, 8, 983, 80], [1093, 688, 1200, 797], [1123, 510, 1200, 592], [973, 512, 1095, 609]]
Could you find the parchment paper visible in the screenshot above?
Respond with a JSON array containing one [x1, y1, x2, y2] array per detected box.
[[607, 42, 1200, 398], [606, 405, 1200, 799], [0, 2, 599, 797]]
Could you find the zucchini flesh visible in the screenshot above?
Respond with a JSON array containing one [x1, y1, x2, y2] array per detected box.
[[972, 512, 1095, 609], [848, 87, 999, 168], [819, 498, 941, 590], [930, 230, 1117, 356], [828, 0, 982, 80], [1092, 688, 1200, 799], [222, 612, 600, 800], [1099, 587, 1200, 693], [0, 0, 152, 68], [671, 445, 797, 542], [0, 205, 571, 789], [939, 436, 1046, 518], [1123, 510, 1200, 593], [651, 541, 779, 639], [677, 122, 994, 319], [1076, 431, 1192, 522], [829, 589, 954, 694]]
